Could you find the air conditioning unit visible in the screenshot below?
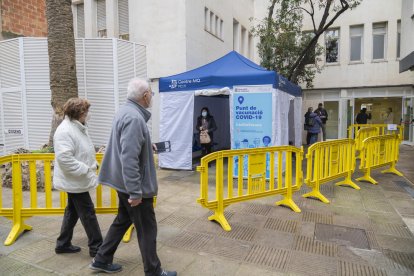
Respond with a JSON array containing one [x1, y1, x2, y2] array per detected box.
[[98, 29, 107, 38], [119, 33, 129, 41]]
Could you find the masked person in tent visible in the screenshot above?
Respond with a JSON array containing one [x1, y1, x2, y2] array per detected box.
[[196, 107, 217, 157], [53, 98, 103, 258], [89, 78, 176, 276], [307, 111, 323, 145]]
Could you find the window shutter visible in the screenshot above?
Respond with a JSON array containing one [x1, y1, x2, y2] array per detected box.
[[97, 0, 106, 35], [77, 4, 85, 38], [118, 0, 129, 37]]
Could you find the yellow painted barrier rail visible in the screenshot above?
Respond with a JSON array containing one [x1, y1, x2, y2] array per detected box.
[[348, 124, 403, 139], [303, 139, 359, 204], [197, 146, 303, 231], [357, 134, 403, 184], [354, 127, 379, 159], [0, 153, 135, 246]]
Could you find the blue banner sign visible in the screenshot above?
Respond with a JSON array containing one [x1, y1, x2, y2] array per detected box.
[[232, 86, 273, 178]]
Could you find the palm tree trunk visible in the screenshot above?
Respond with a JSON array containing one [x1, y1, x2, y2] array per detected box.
[[45, 0, 78, 146]]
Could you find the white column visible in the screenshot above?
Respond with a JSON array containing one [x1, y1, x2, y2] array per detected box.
[[84, 0, 97, 38], [106, 0, 118, 38]]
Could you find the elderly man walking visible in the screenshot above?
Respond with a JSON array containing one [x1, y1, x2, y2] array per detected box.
[[89, 78, 176, 276]]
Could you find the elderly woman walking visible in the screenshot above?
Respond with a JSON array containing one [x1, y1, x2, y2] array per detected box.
[[54, 98, 102, 258]]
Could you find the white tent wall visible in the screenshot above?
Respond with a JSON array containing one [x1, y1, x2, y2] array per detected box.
[[0, 37, 147, 155], [193, 96, 231, 153], [293, 97, 303, 147], [159, 91, 194, 170]]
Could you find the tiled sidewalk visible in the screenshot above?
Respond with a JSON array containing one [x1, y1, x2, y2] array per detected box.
[[0, 146, 413, 275]]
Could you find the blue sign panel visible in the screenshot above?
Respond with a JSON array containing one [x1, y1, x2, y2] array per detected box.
[[232, 88, 273, 178]]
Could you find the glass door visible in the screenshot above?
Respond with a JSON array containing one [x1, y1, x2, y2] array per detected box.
[[324, 101, 339, 139], [339, 98, 354, 138], [402, 97, 414, 144]]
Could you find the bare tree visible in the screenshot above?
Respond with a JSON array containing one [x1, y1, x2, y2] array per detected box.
[[45, 0, 78, 146]]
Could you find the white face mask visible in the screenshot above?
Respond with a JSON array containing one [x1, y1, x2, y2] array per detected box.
[[202, 111, 207, 117]]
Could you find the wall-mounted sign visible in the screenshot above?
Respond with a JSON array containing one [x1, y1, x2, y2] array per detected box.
[[4, 128, 23, 135]]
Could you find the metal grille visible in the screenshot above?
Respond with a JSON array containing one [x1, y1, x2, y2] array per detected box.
[[315, 223, 370, 249], [338, 260, 387, 276], [166, 231, 212, 251], [118, 0, 129, 36], [77, 4, 85, 38], [293, 235, 337, 257], [264, 217, 298, 233], [97, 0, 106, 31], [244, 244, 290, 270]]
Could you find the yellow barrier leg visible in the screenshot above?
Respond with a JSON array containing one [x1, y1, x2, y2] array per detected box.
[[276, 196, 302, 212], [336, 172, 360, 190], [302, 188, 330, 204], [356, 168, 378, 184], [381, 162, 403, 176], [208, 211, 231, 231], [4, 222, 32, 246], [122, 224, 134, 243]]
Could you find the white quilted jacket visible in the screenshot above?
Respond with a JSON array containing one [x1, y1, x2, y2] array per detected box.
[[53, 117, 98, 193]]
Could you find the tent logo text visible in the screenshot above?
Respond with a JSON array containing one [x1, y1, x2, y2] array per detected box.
[[169, 80, 178, 89]]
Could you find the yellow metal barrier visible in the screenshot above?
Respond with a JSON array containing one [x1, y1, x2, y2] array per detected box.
[[348, 124, 403, 139], [197, 146, 303, 231], [354, 127, 379, 159], [303, 139, 359, 204], [356, 134, 403, 184], [0, 153, 134, 246]]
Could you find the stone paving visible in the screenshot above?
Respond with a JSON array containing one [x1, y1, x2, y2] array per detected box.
[[0, 145, 414, 275]]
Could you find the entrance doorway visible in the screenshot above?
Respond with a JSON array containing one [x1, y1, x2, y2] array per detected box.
[[354, 97, 402, 124], [402, 97, 414, 144], [324, 101, 339, 139]]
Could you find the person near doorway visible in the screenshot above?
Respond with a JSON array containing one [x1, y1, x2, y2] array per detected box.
[[53, 98, 103, 258], [89, 78, 176, 275], [355, 108, 372, 124], [308, 111, 323, 145], [315, 103, 328, 141], [304, 107, 314, 145], [384, 107, 394, 124], [196, 107, 217, 157]]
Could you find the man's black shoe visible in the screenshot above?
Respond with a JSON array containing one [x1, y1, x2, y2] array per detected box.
[[160, 269, 177, 276], [55, 245, 81, 254], [89, 258, 122, 273]]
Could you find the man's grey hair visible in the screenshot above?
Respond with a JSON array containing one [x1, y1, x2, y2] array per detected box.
[[127, 77, 150, 100]]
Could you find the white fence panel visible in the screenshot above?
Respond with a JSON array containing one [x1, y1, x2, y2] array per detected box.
[[0, 39, 20, 88], [2, 91, 24, 153], [23, 38, 50, 87], [118, 40, 135, 106]]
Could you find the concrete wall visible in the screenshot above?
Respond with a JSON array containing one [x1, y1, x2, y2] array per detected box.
[[401, 0, 414, 59], [0, 0, 47, 40]]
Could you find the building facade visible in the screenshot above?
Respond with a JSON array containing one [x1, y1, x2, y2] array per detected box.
[[255, 0, 414, 144], [0, 0, 47, 40]]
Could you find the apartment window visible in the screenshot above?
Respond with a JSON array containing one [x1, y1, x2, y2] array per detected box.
[[233, 19, 239, 50], [97, 0, 107, 37], [248, 33, 253, 59], [220, 19, 223, 38], [204, 7, 208, 30], [325, 28, 340, 63], [76, 4, 85, 38], [372, 22, 387, 60], [350, 25, 363, 62], [241, 26, 246, 55], [204, 7, 223, 40], [303, 31, 316, 64], [209, 11, 214, 33], [118, 0, 129, 40], [397, 20, 401, 58]]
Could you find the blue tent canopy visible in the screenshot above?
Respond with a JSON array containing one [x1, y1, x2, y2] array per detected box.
[[159, 51, 301, 97]]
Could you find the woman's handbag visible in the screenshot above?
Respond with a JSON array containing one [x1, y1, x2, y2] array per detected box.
[[200, 130, 211, 144]]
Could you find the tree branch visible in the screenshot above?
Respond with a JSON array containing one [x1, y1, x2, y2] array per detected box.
[[309, 0, 317, 32]]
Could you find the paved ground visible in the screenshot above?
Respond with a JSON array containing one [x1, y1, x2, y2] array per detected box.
[[0, 145, 414, 275]]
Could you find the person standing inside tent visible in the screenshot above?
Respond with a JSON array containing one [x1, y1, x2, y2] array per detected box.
[[53, 98, 103, 258], [196, 107, 217, 157], [308, 111, 323, 145], [315, 103, 328, 141], [355, 108, 371, 124], [304, 107, 314, 145], [89, 78, 176, 276]]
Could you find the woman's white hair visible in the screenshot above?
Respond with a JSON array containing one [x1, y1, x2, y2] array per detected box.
[[127, 77, 150, 100]]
